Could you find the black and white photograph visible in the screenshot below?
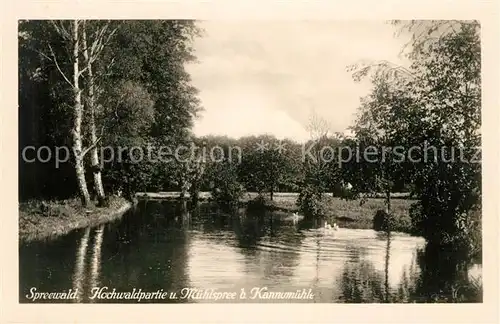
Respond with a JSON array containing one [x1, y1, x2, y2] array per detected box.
[[15, 16, 486, 308]]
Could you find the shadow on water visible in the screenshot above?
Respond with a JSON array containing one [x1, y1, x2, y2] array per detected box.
[[337, 231, 392, 303], [19, 201, 482, 303], [337, 231, 482, 303], [21, 201, 192, 303], [186, 203, 307, 284], [411, 242, 483, 303]]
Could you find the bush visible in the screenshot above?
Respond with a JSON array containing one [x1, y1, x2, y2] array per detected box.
[[209, 161, 244, 211], [247, 194, 269, 211], [410, 198, 482, 260], [373, 209, 389, 231], [373, 209, 413, 233], [393, 215, 413, 233], [297, 184, 327, 220]]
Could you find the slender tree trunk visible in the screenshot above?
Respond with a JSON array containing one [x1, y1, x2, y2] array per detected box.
[[180, 175, 187, 199], [82, 22, 106, 204], [72, 20, 91, 207], [90, 123, 106, 202], [386, 189, 391, 214], [385, 188, 393, 232]]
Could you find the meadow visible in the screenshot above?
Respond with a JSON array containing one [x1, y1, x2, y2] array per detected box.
[[241, 192, 416, 233]]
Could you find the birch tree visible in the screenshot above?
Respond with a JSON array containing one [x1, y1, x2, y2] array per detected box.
[[47, 20, 92, 206], [46, 20, 114, 207], [81, 20, 116, 205]]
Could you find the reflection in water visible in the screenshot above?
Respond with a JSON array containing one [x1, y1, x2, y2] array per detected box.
[[384, 232, 391, 303], [19, 201, 482, 303], [71, 224, 106, 303], [411, 242, 483, 302], [338, 232, 398, 303], [337, 231, 482, 303], [340, 257, 386, 302], [89, 225, 105, 302], [73, 227, 90, 302]]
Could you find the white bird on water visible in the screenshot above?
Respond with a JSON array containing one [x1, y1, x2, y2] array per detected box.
[[283, 212, 302, 225], [324, 221, 339, 231]]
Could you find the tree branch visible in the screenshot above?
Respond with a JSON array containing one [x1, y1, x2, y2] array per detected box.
[[78, 65, 89, 77], [48, 44, 74, 88], [81, 136, 102, 158], [50, 20, 71, 40]]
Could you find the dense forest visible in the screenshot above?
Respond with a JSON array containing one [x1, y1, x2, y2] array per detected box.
[[19, 20, 481, 260]]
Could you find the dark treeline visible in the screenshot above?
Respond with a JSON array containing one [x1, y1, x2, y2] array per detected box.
[[19, 20, 202, 203], [19, 20, 481, 260], [18, 20, 405, 204]]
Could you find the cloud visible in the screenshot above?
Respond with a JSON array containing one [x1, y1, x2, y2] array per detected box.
[[192, 83, 311, 142], [187, 20, 409, 141]]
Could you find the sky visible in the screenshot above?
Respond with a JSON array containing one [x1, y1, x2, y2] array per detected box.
[[187, 21, 409, 143]]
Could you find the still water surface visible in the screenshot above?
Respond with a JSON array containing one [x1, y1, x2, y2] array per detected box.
[[19, 201, 481, 303]]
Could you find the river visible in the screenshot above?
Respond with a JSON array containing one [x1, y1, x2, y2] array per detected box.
[[19, 200, 482, 303]]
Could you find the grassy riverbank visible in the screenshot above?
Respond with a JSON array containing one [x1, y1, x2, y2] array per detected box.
[[19, 196, 132, 243], [244, 195, 416, 233], [135, 191, 416, 234]]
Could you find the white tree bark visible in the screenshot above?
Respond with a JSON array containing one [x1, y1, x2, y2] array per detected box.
[[71, 20, 92, 206], [82, 22, 106, 203]]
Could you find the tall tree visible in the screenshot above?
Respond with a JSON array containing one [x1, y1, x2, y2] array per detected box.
[[19, 20, 77, 200], [18, 20, 203, 203], [81, 20, 117, 205], [238, 135, 297, 200], [98, 20, 203, 194], [68, 20, 92, 206], [297, 112, 336, 220], [347, 76, 412, 216], [38, 20, 94, 206], [349, 20, 481, 256]]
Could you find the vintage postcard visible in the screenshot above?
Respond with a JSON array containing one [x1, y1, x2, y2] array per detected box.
[[1, 0, 499, 323]]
